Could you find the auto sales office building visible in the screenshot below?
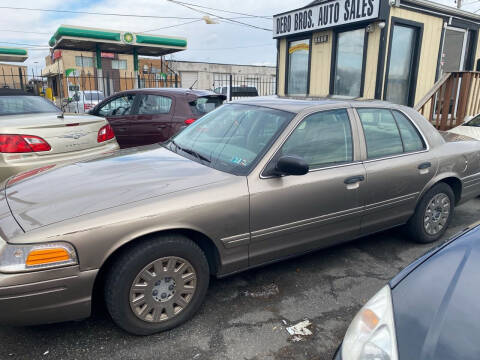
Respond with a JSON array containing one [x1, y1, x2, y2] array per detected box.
[[274, 0, 480, 107]]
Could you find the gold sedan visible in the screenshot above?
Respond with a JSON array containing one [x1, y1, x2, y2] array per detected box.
[[0, 89, 119, 180]]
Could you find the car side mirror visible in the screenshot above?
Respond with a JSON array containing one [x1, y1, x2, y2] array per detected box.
[[266, 155, 309, 176]]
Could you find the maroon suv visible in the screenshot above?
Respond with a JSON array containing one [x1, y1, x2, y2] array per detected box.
[[90, 88, 225, 148]]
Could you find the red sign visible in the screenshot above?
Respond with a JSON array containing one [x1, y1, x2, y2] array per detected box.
[[101, 52, 115, 59], [53, 50, 62, 60]]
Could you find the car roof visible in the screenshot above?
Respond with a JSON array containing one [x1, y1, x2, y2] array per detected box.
[[120, 88, 221, 97], [232, 96, 393, 113], [0, 88, 34, 96]]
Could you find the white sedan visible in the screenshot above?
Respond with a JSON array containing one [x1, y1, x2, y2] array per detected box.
[[448, 115, 480, 139]]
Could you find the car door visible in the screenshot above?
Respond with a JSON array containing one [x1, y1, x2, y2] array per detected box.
[[95, 93, 138, 148], [355, 107, 438, 235], [126, 94, 174, 147], [247, 107, 366, 266]]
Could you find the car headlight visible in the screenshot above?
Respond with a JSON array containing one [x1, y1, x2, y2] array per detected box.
[[0, 242, 78, 273], [341, 285, 398, 360]]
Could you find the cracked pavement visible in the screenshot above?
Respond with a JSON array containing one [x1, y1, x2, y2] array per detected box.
[[1, 198, 479, 360]]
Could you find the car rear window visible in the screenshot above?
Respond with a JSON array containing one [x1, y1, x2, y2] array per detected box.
[[0, 96, 60, 115], [189, 96, 224, 116], [84, 92, 104, 101]]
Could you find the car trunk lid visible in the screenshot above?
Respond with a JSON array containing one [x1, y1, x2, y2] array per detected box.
[[0, 113, 110, 155]]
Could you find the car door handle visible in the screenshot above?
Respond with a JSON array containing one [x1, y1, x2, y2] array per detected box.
[[157, 124, 168, 129], [116, 127, 127, 132], [344, 175, 365, 184], [418, 162, 432, 170]]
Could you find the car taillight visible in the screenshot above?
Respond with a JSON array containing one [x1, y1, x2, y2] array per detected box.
[[0, 135, 51, 153], [184, 118, 196, 125], [97, 124, 115, 143], [84, 103, 94, 111]]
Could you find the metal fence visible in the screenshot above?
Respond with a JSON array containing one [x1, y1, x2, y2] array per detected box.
[[1, 68, 278, 110], [212, 74, 277, 101]]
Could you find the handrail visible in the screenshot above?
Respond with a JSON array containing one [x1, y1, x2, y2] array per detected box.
[[414, 73, 450, 111], [415, 71, 480, 130]]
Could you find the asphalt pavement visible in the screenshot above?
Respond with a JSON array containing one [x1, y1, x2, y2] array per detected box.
[[1, 198, 479, 360]]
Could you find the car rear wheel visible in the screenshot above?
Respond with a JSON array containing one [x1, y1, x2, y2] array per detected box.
[[406, 183, 455, 243], [104, 234, 210, 335]]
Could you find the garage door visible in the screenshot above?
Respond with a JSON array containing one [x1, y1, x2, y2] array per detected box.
[[181, 71, 198, 89]]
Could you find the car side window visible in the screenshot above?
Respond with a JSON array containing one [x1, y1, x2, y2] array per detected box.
[[466, 115, 480, 127], [358, 108, 425, 159], [138, 95, 172, 115], [392, 110, 426, 152], [357, 108, 404, 159], [279, 109, 353, 170], [98, 95, 135, 117]]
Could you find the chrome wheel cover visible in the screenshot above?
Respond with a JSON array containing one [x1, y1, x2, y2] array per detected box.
[[129, 257, 197, 323], [424, 193, 451, 236]]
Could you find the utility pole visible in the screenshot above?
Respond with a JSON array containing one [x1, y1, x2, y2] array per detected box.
[[457, 0, 462, 9]]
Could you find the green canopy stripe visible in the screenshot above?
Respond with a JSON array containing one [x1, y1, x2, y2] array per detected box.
[[135, 35, 187, 47], [0, 48, 27, 56], [54, 27, 121, 42]]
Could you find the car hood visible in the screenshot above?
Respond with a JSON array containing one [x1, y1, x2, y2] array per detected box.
[[5, 145, 233, 232], [391, 224, 480, 360]]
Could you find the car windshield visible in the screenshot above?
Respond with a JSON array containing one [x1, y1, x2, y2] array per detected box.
[[189, 96, 223, 116], [0, 96, 60, 115], [84, 92, 104, 101], [167, 103, 294, 175]]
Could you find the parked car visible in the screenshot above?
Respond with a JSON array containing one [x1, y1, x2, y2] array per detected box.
[[89, 88, 226, 148], [66, 90, 105, 114], [447, 113, 480, 140], [335, 221, 480, 360], [0, 97, 479, 335], [0, 88, 118, 181], [214, 85, 259, 99]]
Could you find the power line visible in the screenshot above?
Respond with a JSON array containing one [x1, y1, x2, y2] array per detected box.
[[166, 0, 272, 31], [165, 0, 271, 19], [0, 41, 48, 47], [0, 29, 51, 35], [0, 6, 269, 21], [143, 19, 203, 32], [0, 6, 205, 19]]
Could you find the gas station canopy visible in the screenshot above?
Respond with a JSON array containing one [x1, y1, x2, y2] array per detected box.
[[49, 25, 187, 56], [0, 47, 28, 62]]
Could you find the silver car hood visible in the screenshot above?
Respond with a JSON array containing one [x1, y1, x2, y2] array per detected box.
[[5, 146, 233, 232]]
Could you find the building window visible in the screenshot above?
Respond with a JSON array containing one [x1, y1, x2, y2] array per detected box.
[[75, 56, 94, 67], [385, 19, 422, 106], [112, 60, 127, 70], [333, 28, 366, 97], [286, 38, 310, 95]]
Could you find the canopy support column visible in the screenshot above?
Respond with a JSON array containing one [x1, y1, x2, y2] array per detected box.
[[96, 45, 104, 93]]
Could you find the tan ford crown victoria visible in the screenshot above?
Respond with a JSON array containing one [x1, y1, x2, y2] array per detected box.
[[0, 97, 479, 335]]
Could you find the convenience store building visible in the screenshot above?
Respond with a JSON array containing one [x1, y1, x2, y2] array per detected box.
[[274, 0, 480, 108]]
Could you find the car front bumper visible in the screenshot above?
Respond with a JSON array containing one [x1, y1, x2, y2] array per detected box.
[[0, 265, 97, 326]]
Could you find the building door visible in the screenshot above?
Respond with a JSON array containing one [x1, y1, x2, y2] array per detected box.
[[385, 21, 422, 106], [442, 27, 468, 74]]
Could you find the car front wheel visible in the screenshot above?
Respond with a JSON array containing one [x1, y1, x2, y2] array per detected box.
[[104, 234, 210, 335], [406, 182, 455, 243]]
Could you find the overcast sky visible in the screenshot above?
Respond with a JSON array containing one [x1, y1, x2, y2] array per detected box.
[[0, 0, 476, 73]]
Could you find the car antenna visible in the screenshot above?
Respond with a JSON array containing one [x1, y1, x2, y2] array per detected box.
[[189, 80, 198, 90]]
